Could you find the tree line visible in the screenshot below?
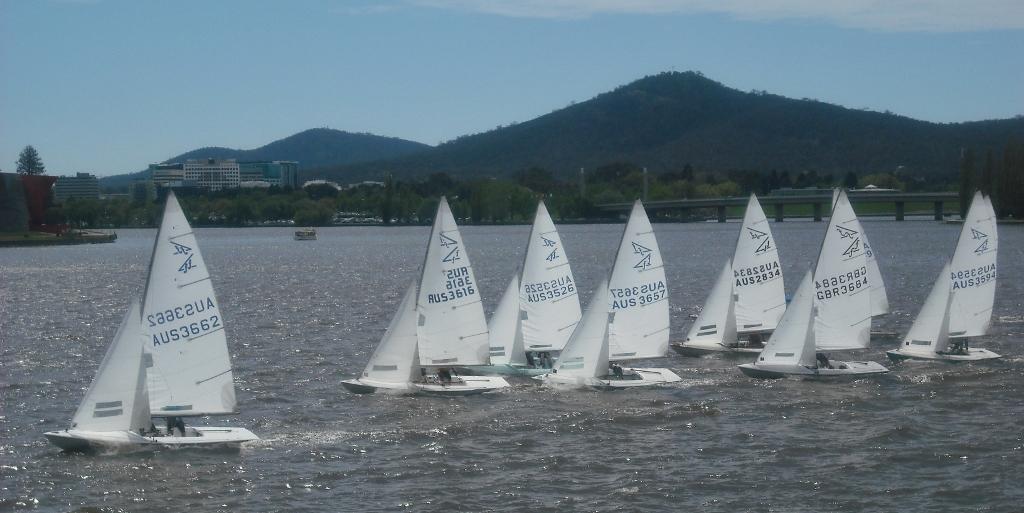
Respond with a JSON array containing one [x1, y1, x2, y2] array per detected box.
[[24, 137, 1024, 229]]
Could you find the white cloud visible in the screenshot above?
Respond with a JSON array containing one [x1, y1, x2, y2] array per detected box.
[[412, 0, 1024, 32]]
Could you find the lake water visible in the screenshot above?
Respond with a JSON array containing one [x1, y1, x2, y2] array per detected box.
[[2, 220, 1023, 512]]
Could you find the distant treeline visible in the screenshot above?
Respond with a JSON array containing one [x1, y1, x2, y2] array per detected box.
[[53, 139, 1024, 229]]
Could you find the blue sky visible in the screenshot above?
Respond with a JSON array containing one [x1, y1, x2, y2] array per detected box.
[[1, 0, 1022, 176]]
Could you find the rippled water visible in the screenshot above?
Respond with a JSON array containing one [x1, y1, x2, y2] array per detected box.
[[2, 220, 1023, 512]]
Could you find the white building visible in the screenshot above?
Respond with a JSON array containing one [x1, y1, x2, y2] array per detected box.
[[184, 159, 240, 190]]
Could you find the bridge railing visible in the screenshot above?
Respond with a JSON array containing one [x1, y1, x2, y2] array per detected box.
[[596, 192, 959, 222]]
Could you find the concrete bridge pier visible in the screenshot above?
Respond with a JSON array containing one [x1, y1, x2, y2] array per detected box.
[[717, 205, 727, 223], [774, 203, 784, 222], [934, 201, 944, 221], [813, 203, 823, 222], [895, 201, 905, 221]]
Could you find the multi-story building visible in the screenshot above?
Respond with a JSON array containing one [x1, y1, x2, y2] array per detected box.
[[149, 163, 188, 188], [239, 161, 299, 188], [150, 159, 298, 191], [183, 159, 240, 190], [53, 172, 100, 202]]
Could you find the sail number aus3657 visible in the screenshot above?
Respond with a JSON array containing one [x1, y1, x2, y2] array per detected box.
[[610, 280, 667, 309]]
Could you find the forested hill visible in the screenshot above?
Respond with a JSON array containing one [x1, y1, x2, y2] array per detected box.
[[315, 71, 1024, 182], [99, 128, 431, 188]]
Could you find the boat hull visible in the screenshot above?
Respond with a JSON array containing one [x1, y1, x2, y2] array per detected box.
[[886, 348, 1002, 363], [44, 427, 259, 452], [457, 365, 550, 377], [738, 360, 889, 379], [670, 342, 761, 357], [340, 378, 415, 394], [539, 367, 682, 390], [413, 376, 510, 396]]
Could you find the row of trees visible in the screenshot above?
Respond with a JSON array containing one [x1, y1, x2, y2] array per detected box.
[[960, 139, 1024, 218], [54, 162, 943, 229], [34, 136, 1024, 229]]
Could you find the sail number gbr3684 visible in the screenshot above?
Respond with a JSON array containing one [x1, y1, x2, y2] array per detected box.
[[147, 297, 221, 346], [815, 266, 867, 300]]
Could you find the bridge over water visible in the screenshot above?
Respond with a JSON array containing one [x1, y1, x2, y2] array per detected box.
[[597, 191, 959, 222]]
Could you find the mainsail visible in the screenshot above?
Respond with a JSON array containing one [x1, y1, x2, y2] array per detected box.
[[71, 300, 150, 433], [832, 189, 888, 316], [415, 197, 490, 366], [358, 283, 421, 387], [755, 271, 817, 368], [684, 260, 737, 349], [948, 192, 998, 338], [142, 191, 237, 416], [732, 194, 785, 333], [607, 200, 670, 360], [553, 279, 611, 381], [813, 190, 871, 350], [488, 275, 527, 367], [519, 201, 581, 352]]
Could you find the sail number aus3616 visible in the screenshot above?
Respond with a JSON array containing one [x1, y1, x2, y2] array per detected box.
[[428, 266, 476, 303]]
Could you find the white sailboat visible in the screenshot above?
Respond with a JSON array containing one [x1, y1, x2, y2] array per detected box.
[[540, 277, 681, 390], [739, 190, 889, 378], [343, 197, 509, 395], [887, 192, 1000, 362], [463, 200, 581, 376], [46, 192, 258, 450], [674, 193, 784, 355], [518, 200, 582, 354]]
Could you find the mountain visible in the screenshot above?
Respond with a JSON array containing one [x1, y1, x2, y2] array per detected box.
[[314, 72, 1024, 182], [99, 128, 430, 189]]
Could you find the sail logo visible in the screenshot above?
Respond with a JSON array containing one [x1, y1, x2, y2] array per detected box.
[[442, 247, 461, 264], [170, 241, 192, 255], [971, 228, 990, 255], [439, 233, 458, 248], [178, 254, 196, 274], [835, 225, 859, 239], [632, 242, 652, 270], [842, 238, 861, 258], [546, 248, 560, 262], [541, 236, 556, 247], [747, 227, 767, 240], [755, 237, 772, 255]]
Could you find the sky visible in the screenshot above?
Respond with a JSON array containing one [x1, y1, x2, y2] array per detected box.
[[1, 0, 1022, 176]]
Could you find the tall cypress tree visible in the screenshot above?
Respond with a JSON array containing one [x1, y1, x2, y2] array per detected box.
[[16, 145, 45, 175], [958, 148, 975, 219]]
